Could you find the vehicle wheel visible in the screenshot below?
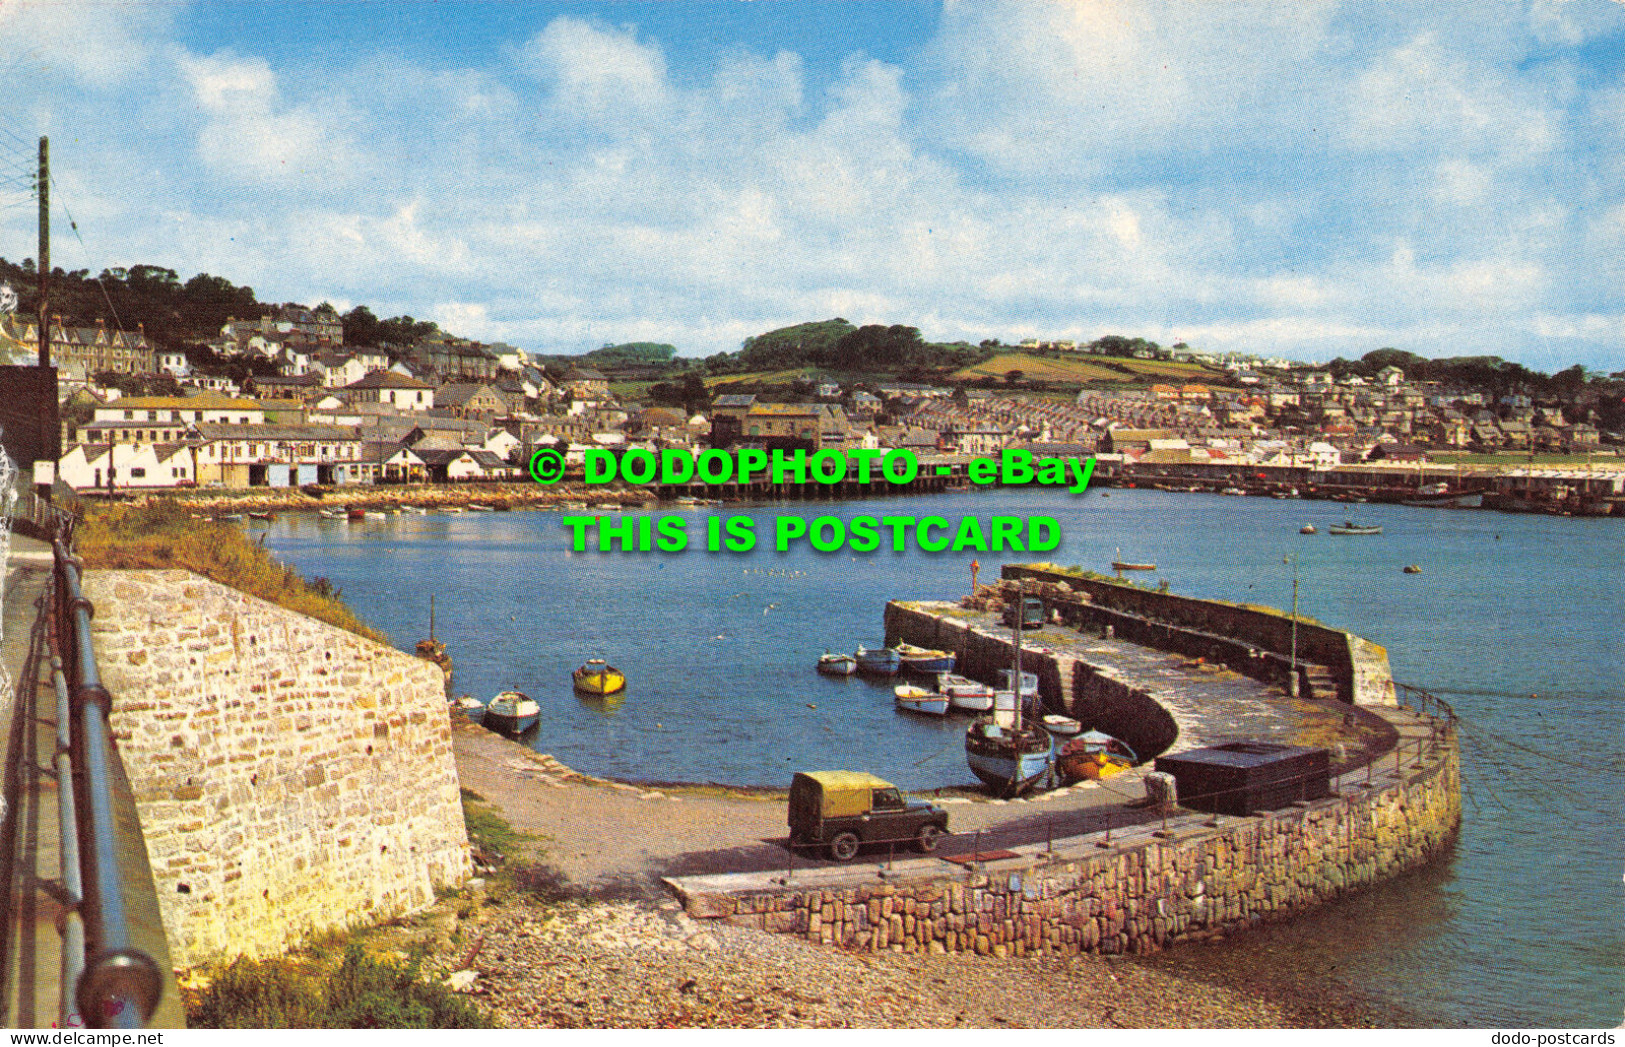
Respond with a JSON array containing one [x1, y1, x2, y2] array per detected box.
[[829, 832, 861, 862], [915, 824, 944, 854]]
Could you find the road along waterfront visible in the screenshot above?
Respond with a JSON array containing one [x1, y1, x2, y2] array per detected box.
[[257, 486, 1622, 1027]]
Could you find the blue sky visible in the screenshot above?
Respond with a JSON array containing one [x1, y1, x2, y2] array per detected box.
[[0, 0, 1621, 371]]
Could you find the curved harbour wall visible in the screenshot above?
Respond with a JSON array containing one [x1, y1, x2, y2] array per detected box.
[[676, 577, 1459, 957], [83, 569, 470, 966], [677, 729, 1459, 956]]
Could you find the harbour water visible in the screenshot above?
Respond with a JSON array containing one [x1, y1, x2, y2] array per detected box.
[[259, 488, 1622, 1027]]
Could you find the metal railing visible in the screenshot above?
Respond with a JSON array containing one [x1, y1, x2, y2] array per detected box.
[[46, 531, 162, 1027]]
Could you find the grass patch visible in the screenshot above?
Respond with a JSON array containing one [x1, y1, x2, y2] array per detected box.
[[186, 944, 489, 1029], [460, 787, 537, 865], [76, 501, 388, 645]]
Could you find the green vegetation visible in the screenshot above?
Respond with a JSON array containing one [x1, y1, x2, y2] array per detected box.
[[460, 788, 537, 864], [585, 341, 678, 366], [77, 501, 388, 645], [186, 944, 489, 1029]]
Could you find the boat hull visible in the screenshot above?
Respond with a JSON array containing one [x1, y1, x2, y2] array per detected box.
[[573, 665, 626, 695], [965, 722, 1054, 796], [816, 655, 857, 676], [896, 694, 950, 716], [854, 647, 901, 676], [484, 710, 538, 734]]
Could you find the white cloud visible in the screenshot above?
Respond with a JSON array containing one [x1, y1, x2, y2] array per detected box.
[[0, 0, 169, 88], [1343, 32, 1559, 158], [517, 17, 669, 117], [179, 52, 361, 186]]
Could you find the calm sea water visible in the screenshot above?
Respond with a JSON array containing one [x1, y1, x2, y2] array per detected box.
[[259, 488, 1623, 1027]]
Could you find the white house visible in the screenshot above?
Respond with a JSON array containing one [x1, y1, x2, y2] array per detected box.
[[59, 442, 195, 491]]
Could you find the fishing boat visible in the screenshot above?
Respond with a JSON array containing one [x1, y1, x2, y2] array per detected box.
[[816, 651, 857, 676], [484, 690, 540, 735], [572, 658, 626, 696], [1299, 524, 1317, 534], [449, 694, 484, 721], [936, 673, 995, 712], [997, 669, 1039, 699], [965, 582, 1055, 796], [346, 507, 366, 521], [1057, 731, 1139, 783], [1111, 546, 1156, 572], [414, 595, 453, 685], [468, 503, 495, 512], [894, 684, 950, 716], [1041, 714, 1083, 738], [895, 642, 956, 673], [318, 507, 347, 519], [248, 510, 275, 521], [1328, 521, 1383, 535], [854, 645, 902, 676]]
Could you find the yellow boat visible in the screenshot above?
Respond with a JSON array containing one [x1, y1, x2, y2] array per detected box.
[[572, 658, 626, 696]]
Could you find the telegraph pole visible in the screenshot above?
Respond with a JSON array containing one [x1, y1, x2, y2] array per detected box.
[[37, 136, 49, 366]]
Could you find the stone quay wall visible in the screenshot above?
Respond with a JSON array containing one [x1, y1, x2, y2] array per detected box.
[[684, 740, 1460, 957], [83, 569, 470, 966], [1005, 564, 1397, 707]]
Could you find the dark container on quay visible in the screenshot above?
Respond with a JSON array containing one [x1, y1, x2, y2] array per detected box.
[[1154, 742, 1331, 816]]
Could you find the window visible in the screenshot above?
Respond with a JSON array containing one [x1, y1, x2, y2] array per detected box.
[[130, 467, 146, 478]]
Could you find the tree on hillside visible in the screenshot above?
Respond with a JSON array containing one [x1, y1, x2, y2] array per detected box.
[[832, 324, 924, 370]]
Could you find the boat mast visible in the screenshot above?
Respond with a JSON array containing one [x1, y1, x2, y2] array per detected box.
[[1012, 578, 1023, 733], [429, 593, 436, 643]]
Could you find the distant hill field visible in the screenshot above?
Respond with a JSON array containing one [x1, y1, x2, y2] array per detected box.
[[950, 353, 1222, 384], [704, 368, 820, 389]]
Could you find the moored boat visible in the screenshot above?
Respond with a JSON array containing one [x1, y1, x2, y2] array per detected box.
[[415, 594, 452, 684], [1300, 524, 1317, 534], [966, 581, 1055, 797], [1328, 521, 1383, 535], [318, 507, 347, 519], [895, 642, 956, 674], [894, 684, 950, 716], [816, 651, 858, 676], [854, 645, 901, 676], [1057, 731, 1139, 783], [1041, 714, 1082, 738], [449, 694, 484, 721], [572, 658, 626, 696], [484, 690, 540, 735], [997, 669, 1038, 698], [936, 672, 995, 712], [1111, 560, 1156, 571], [346, 507, 366, 521]]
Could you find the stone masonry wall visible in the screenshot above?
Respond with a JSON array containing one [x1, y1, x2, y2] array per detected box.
[[683, 742, 1460, 957], [84, 569, 470, 966]]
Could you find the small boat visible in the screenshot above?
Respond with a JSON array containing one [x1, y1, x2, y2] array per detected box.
[[449, 694, 484, 721], [573, 658, 626, 695], [1041, 714, 1083, 738], [1403, 564, 1423, 574], [1299, 524, 1317, 534], [364, 510, 387, 519], [318, 508, 347, 519], [213, 513, 244, 522], [937, 672, 995, 712], [816, 652, 857, 676], [403, 505, 429, 515], [854, 645, 902, 676], [1221, 487, 1247, 496], [1112, 546, 1155, 571], [997, 669, 1038, 698], [895, 642, 956, 673], [346, 507, 366, 521], [965, 719, 1054, 796], [467, 503, 495, 512], [248, 510, 275, 521], [1057, 731, 1139, 783], [1328, 521, 1383, 535], [484, 690, 540, 735], [894, 684, 950, 716]]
